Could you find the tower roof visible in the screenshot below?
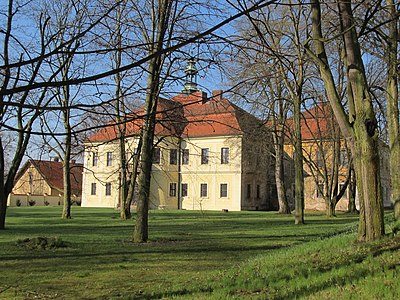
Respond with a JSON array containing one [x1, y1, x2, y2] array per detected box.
[[181, 58, 199, 95]]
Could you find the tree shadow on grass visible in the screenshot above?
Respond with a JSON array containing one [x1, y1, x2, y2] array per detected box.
[[228, 237, 400, 300]]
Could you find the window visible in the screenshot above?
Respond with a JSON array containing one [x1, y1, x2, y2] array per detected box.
[[316, 150, 324, 167], [105, 182, 112, 196], [316, 183, 324, 198], [133, 148, 139, 155], [221, 147, 229, 164], [200, 183, 208, 197], [169, 183, 177, 197], [181, 183, 188, 197], [246, 184, 251, 198], [340, 150, 348, 166], [153, 147, 161, 164], [256, 184, 261, 199], [91, 183, 96, 195], [339, 183, 347, 198], [106, 152, 113, 166], [92, 152, 98, 166], [182, 149, 189, 165], [220, 183, 228, 197], [201, 148, 209, 164], [170, 149, 177, 165]]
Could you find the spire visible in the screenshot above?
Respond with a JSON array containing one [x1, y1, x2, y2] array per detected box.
[[181, 58, 199, 94]]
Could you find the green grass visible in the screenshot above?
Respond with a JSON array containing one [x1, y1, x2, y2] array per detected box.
[[0, 207, 398, 299]]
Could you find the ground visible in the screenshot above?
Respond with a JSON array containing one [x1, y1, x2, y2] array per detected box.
[[0, 207, 398, 299]]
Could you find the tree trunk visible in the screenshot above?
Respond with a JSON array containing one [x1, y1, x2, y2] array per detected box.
[[274, 134, 290, 214], [385, 0, 400, 220], [310, 0, 384, 241], [119, 137, 129, 220], [133, 0, 172, 243], [338, 0, 384, 241], [61, 136, 72, 219], [347, 167, 358, 213], [325, 197, 336, 217], [125, 136, 143, 219], [133, 84, 157, 242], [61, 86, 72, 219], [62, 156, 72, 219], [293, 93, 304, 224], [0, 189, 7, 230]]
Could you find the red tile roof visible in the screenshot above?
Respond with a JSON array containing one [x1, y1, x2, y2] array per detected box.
[[15, 160, 83, 196], [284, 102, 335, 141], [87, 91, 260, 142], [88, 97, 186, 142]]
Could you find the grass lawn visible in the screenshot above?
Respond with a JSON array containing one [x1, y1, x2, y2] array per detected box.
[[0, 207, 398, 299]]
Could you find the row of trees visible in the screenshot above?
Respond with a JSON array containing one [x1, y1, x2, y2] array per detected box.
[[227, 0, 398, 240], [1, 0, 398, 242]]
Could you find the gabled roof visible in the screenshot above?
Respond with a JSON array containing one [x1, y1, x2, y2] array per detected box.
[[86, 90, 263, 142], [87, 97, 186, 142], [15, 160, 83, 196], [284, 102, 335, 141]]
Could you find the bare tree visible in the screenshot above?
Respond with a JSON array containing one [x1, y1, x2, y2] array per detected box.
[[39, 0, 89, 219], [309, 0, 385, 241], [384, 0, 400, 220], [0, 0, 282, 231], [133, 0, 176, 242], [0, 0, 54, 229], [241, 2, 309, 223]]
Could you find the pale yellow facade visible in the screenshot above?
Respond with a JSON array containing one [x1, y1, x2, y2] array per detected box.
[[284, 141, 351, 211], [284, 139, 391, 211], [179, 136, 242, 211], [9, 160, 82, 207], [13, 164, 55, 196], [82, 132, 275, 211]]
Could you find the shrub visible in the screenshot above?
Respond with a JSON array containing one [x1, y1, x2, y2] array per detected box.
[[44, 200, 50, 206], [28, 199, 36, 206], [16, 237, 68, 250], [15, 199, 21, 207]]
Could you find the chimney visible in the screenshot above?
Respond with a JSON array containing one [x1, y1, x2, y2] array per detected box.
[[212, 90, 223, 101], [70, 160, 76, 164], [53, 157, 59, 162], [201, 91, 208, 104]]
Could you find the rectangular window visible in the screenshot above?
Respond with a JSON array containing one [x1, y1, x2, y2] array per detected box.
[[91, 183, 96, 195], [92, 152, 98, 166], [106, 152, 113, 166], [221, 147, 229, 164], [220, 183, 228, 197], [169, 183, 177, 197], [257, 184, 261, 198], [133, 147, 139, 155], [339, 183, 347, 198], [316, 150, 324, 167], [182, 149, 189, 165], [340, 150, 348, 166], [246, 184, 251, 198], [200, 183, 208, 197], [201, 148, 209, 164], [181, 183, 188, 197], [170, 149, 178, 165], [105, 182, 112, 196], [153, 147, 161, 164]]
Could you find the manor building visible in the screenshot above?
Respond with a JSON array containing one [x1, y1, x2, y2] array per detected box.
[[81, 89, 294, 211]]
